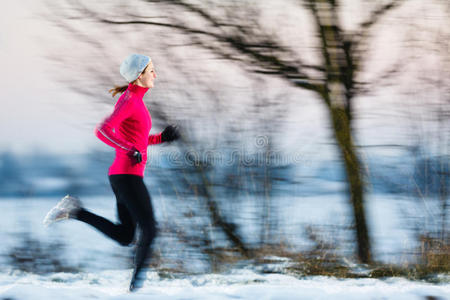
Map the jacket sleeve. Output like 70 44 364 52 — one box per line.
94 94 135 153
148 132 162 146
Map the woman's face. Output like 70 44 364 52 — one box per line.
136 61 157 88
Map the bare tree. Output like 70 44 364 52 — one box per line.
83 0 412 263
43 0 450 264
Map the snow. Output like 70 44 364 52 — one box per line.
0 196 448 299
1 270 449 299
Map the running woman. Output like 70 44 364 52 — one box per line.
43 54 180 292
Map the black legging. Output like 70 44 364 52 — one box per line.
75 174 157 280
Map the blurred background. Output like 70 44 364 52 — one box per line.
0 0 449 279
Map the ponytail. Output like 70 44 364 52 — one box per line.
109 85 129 97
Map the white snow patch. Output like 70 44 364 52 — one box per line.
0 270 449 300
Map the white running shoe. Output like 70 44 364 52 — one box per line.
43 195 83 227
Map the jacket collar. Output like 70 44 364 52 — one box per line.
127 83 149 97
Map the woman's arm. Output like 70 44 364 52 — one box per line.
94 94 135 153
148 133 162 146
148 125 180 146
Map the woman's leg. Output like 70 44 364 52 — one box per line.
75 174 157 290
74 176 136 246
118 175 157 291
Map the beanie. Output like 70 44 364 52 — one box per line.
119 54 151 83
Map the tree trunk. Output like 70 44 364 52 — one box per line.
309 0 372 263
328 105 372 263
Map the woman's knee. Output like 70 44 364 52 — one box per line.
118 236 134 246
140 223 157 245
117 225 135 246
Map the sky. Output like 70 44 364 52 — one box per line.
0 0 447 157
0 0 100 155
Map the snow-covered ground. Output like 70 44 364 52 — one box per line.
0 195 448 299
1 269 449 299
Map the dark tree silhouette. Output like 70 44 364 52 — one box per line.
83 0 410 263
42 0 448 264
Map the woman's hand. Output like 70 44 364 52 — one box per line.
161 125 180 143
127 146 142 165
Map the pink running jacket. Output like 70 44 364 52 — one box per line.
94 83 162 177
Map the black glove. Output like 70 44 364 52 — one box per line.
161 125 180 143
127 146 142 165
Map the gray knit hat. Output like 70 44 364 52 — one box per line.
119 54 151 83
